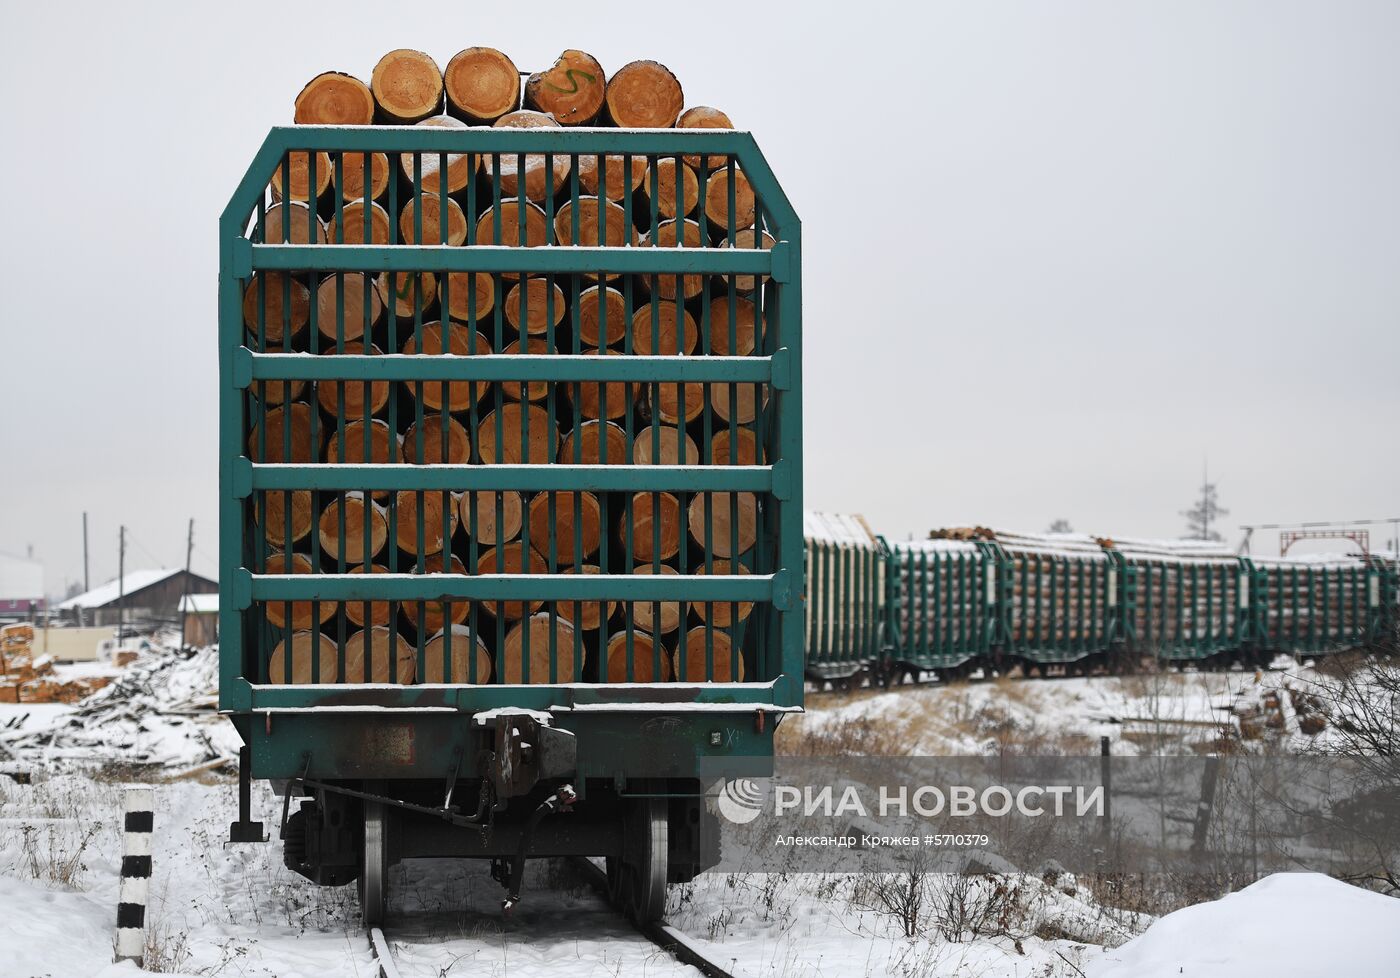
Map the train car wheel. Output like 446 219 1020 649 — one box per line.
610 794 668 923
359 799 388 925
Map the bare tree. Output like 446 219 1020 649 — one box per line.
1181 466 1228 541
1047 518 1073 534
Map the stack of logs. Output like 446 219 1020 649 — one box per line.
249 48 770 686
0 624 113 704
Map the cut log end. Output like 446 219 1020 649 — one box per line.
294 71 375 126
678 626 745 682
605 60 684 128
502 614 578 684
371 48 445 124
605 630 672 683
527 491 602 567
445 46 521 124
318 493 388 564
677 106 735 169
459 491 524 545
627 492 683 562
423 626 493 683
526 50 607 125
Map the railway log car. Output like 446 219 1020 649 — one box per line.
803 512 884 686
885 539 993 682
932 528 1119 674
1249 553 1386 657
219 122 802 924
1104 537 1250 665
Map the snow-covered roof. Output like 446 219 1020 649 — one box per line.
58 569 182 610
177 593 219 614
0 552 44 602
930 527 1110 561
804 511 878 548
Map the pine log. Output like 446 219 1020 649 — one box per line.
576 153 648 202
555 565 616 632
443 271 497 324
267 630 337 684
340 152 391 203
371 49 444 124
248 403 319 463
399 192 467 245
643 159 699 219
627 492 683 561
401 116 476 195
553 197 637 278
527 491 602 566
639 219 705 299
710 382 765 424
402 413 470 464
632 423 699 466
375 271 437 318
315 273 383 341
344 626 417 683
573 347 633 420
444 47 521 124
710 428 761 466
718 229 775 293
260 490 314 548
476 403 558 464
316 341 390 418
703 168 756 231
501 337 553 402
242 272 309 345
504 277 567 335
605 60 684 128
475 199 549 254
269 152 331 202
318 492 389 563
260 200 326 244
526 50 607 125
394 489 459 556
677 625 744 682
459 491 525 545
295 71 376 125
631 301 698 355
605 629 672 683
576 285 627 346
630 564 682 634
559 420 630 465
324 418 402 474
263 551 334 630
650 382 706 425
326 199 391 245
400 554 469 634
485 110 571 202
400 323 494 412
501 613 578 684
422 625 493 683
693 559 753 627
257 377 307 407
677 106 735 169
705 296 757 356
345 563 392 628
688 492 757 557
476 545 547 620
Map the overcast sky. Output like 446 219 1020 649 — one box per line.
2 1 1397 596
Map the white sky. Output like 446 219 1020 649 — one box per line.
2 1 1397 596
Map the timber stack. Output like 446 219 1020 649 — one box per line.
249 47 767 686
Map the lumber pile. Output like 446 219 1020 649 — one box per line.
246 47 770 686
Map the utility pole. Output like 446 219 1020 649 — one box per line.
82 512 90 593
179 519 194 650
117 525 126 644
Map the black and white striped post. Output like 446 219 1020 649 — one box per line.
115 786 154 966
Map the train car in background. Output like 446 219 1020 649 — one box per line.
1248 552 1388 657
884 538 993 683
803 512 884 688
1103 537 1251 666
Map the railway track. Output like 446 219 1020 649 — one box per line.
365 859 738 978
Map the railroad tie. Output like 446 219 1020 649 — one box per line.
114 786 155 966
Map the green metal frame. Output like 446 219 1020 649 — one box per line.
979 540 1114 665
218 126 802 778
1248 558 1383 655
1108 549 1250 662
804 534 885 680
884 542 991 672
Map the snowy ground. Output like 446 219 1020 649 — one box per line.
0 646 1396 977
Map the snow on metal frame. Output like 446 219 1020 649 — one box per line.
802 511 878 549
